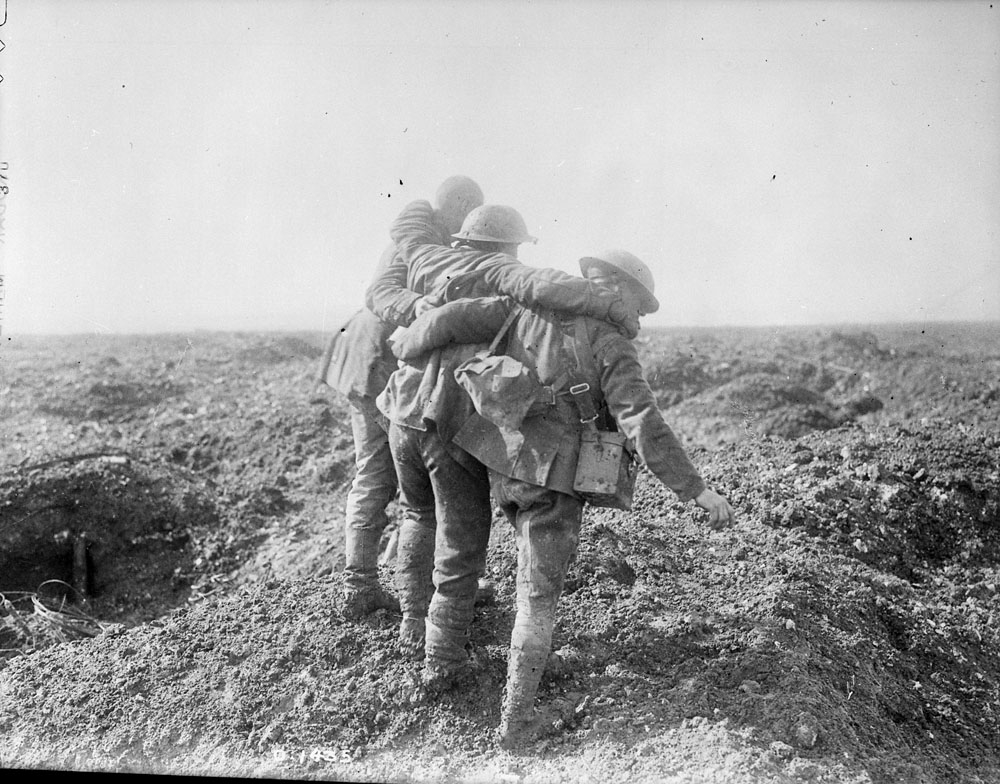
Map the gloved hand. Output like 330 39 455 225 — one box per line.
607 299 640 340
695 488 735 530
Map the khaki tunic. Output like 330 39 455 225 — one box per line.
396 298 707 502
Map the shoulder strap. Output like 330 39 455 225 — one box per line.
555 316 601 425
486 302 521 356
571 317 599 379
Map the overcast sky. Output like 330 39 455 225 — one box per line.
1 0 997 334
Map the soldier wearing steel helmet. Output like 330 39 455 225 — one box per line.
365 198 639 686
389 248 735 748
316 176 484 620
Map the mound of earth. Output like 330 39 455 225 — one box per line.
1 324 998 783
665 372 845 446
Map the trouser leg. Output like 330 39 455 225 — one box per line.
491 475 583 745
395 520 437 618
395 519 436 659
342 399 397 593
388 422 438 656
422 434 493 670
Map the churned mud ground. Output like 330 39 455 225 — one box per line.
1 323 998 783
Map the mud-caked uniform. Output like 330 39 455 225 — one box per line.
367 199 635 666
317 232 445 612
392 294 706 742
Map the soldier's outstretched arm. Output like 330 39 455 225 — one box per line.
596 331 706 500
595 332 736 525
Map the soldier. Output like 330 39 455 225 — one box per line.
389 249 735 748
316 176 484 619
367 199 638 681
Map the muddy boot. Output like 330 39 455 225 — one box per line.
398 614 425 661
420 619 473 695
342 520 398 620
497 607 556 749
341 583 399 620
420 656 474 695
497 645 551 748
395 521 436 658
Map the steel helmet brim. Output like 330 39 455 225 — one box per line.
452 204 538 245
451 230 538 244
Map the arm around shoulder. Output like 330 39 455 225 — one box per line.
389 297 512 360
390 200 440 257
475 262 632 331
365 252 423 328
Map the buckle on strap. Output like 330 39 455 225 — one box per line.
569 382 598 423
538 385 557 406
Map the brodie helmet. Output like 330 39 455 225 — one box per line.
453 204 537 245
579 249 659 314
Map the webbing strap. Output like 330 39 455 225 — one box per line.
559 317 601 426
572 317 600 379
486 303 521 356
569 382 599 423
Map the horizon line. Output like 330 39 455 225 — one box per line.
3 317 999 340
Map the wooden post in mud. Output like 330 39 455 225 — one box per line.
72 532 90 601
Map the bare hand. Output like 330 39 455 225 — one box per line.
695 488 735 530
